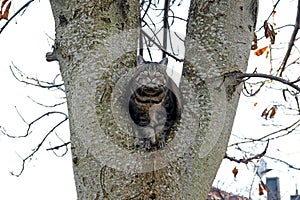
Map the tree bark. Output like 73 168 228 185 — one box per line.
181 0 257 198
49 0 256 199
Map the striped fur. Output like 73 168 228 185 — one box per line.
127 56 182 150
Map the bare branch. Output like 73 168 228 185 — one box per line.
27 96 66 108
162 0 170 58
266 156 300 170
2 111 68 138
236 72 300 92
141 29 184 62
0 0 34 34
277 0 300 77
46 141 70 151
10 63 64 91
224 140 269 164
257 0 282 32
242 81 265 97
10 112 68 177
229 119 300 147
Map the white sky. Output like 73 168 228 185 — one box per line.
0 1 76 199
0 0 299 199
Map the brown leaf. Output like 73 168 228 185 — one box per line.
261 181 270 192
232 166 238 178
269 24 276 44
251 33 258 50
261 108 268 118
1 0 8 11
254 46 268 56
259 183 264 195
265 48 270 58
2 1 11 20
269 107 276 118
254 102 258 107
264 21 276 44
264 21 270 38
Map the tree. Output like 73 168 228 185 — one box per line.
3 0 300 198
46 0 257 199
45 0 255 199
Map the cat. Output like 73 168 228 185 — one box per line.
127 56 182 150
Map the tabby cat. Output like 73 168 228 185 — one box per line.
127 56 182 150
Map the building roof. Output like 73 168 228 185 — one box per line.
208 187 250 200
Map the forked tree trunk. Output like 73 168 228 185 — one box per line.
49 0 256 199
181 0 257 198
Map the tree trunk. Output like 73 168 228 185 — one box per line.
181 0 257 198
49 0 256 199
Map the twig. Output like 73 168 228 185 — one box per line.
141 29 184 62
229 119 300 147
27 96 66 108
224 140 269 164
1 111 67 138
257 0 281 32
10 112 68 176
10 63 64 90
0 0 35 34
46 142 70 151
277 0 300 77
162 0 170 58
236 73 300 92
266 155 300 170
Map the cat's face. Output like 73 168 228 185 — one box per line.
135 68 167 87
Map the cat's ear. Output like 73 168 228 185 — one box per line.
137 55 145 65
159 57 168 66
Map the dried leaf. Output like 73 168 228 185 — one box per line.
265 48 269 58
254 46 268 56
261 181 270 192
269 24 276 44
264 21 270 38
272 10 276 16
261 108 268 118
254 102 258 107
232 166 238 178
251 33 258 50
264 21 276 44
1 0 8 11
259 183 264 195
269 107 276 118
2 1 10 20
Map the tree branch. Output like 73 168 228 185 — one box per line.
236 72 300 92
229 119 300 147
162 0 170 58
46 141 70 151
224 140 269 164
0 0 34 34
8 112 68 176
277 0 300 77
141 29 184 62
10 63 64 91
266 155 300 170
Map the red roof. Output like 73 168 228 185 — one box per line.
208 187 250 200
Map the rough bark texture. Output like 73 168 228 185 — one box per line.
49 0 256 199
181 0 257 198
49 0 140 199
